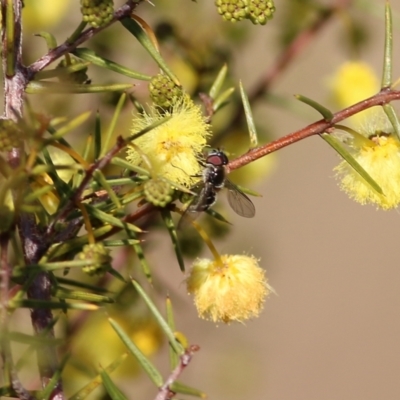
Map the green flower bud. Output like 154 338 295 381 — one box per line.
0 119 23 151
144 178 173 207
78 243 112 276
149 74 183 109
245 0 275 25
80 0 114 28
215 0 248 22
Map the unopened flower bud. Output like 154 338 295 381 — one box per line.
0 119 23 151
149 74 183 109
81 0 114 28
78 243 111 276
144 178 173 207
245 0 275 25
215 0 248 22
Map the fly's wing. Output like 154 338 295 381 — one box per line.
225 180 256 218
177 183 207 229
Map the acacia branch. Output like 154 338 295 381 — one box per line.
27 0 142 77
227 88 400 172
154 345 200 400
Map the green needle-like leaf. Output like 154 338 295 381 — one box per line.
120 17 180 86
94 110 102 160
9 299 98 311
166 297 179 369
69 353 128 400
54 287 114 303
73 47 152 81
103 239 140 246
213 87 235 112
161 209 185 272
382 104 400 140
45 111 91 141
170 381 207 398
39 354 69 400
34 31 57 50
93 170 122 209
25 258 103 271
321 133 383 194
35 62 90 80
128 231 152 281
26 81 134 94
240 81 258 148
5 0 15 76
101 92 127 157
126 115 172 143
111 156 151 176
85 204 142 233
55 277 110 292
209 64 228 100
45 225 116 259
382 2 393 88
100 369 128 400
109 318 164 387
205 208 232 224
131 279 184 356
24 185 54 203
7 331 63 347
295 94 334 121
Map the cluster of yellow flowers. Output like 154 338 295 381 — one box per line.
127 94 271 324
329 61 400 210
125 59 400 325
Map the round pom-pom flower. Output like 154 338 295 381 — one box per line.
328 61 380 124
126 97 211 188
186 254 271 323
335 131 400 210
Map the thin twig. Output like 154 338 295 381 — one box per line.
27 0 142 77
227 88 400 172
46 136 128 235
154 345 200 400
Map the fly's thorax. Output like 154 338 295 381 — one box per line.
203 164 225 187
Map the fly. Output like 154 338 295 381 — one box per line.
185 149 255 220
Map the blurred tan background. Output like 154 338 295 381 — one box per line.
13 0 400 399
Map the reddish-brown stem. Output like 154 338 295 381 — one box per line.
27 0 141 77
154 345 200 400
227 88 400 172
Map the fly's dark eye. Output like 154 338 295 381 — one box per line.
206 151 229 166
206 154 224 166
219 152 229 165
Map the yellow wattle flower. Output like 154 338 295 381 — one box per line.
328 61 380 124
126 97 211 187
335 134 400 210
23 0 71 32
186 254 271 323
